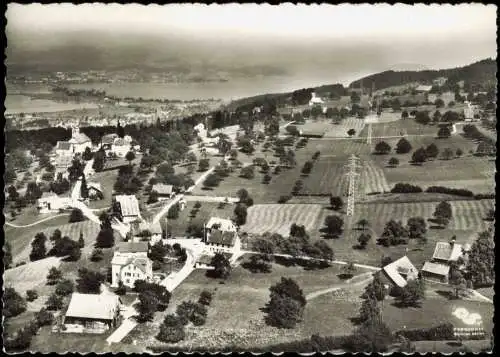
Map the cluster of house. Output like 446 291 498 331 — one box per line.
381 239 471 289
101 133 140 158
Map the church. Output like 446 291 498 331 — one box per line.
55 126 92 155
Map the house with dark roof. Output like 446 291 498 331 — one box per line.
88 182 103 200
63 293 122 333
131 220 163 244
204 217 241 254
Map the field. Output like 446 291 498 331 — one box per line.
127 263 371 350
241 204 326 236
291 117 366 138
14 220 102 263
4 256 63 296
301 158 347 196
87 169 118 209
358 119 438 138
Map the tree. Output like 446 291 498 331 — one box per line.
210 253 231 279
379 220 409 246
78 231 85 248
67 158 85 182
349 318 393 353
401 110 409 119
323 215 344 238
7 185 19 201
425 143 439 159
313 240 334 262
301 160 314 175
30 232 47 261
432 110 442 123
76 268 105 294
90 248 104 262
176 300 197 325
125 151 136 166
68 208 85 223
357 219 370 231
415 111 431 125
198 290 213 306
95 228 115 248
239 138 255 154
411 147 428 165
198 158 210 172
342 262 357 279
374 141 391 155
330 196 343 211
135 291 159 323
358 233 372 249
433 201 452 227
466 231 495 287
217 134 232 155
3 288 27 318
362 273 387 301
92 149 106 172
46 266 62 285
35 308 54 327
167 203 180 219
55 279 75 296
395 279 425 307
4 241 13 269
347 128 356 137
26 289 38 302
358 295 381 323
437 125 451 138
156 314 185 343
388 157 399 167
82 147 93 161
449 270 468 299
440 147 454 160
455 148 463 157
434 98 444 108
45 293 64 310
266 277 306 329
240 165 255 179
116 120 125 138
234 203 248 226
395 138 412 154
407 217 427 238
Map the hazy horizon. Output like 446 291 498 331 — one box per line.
6 4 497 86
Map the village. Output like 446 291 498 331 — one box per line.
4 55 496 354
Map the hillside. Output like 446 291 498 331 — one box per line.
349 58 496 91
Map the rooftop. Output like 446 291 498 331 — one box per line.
206 229 237 247
383 256 418 288
65 293 121 321
116 241 149 254
88 182 102 192
69 132 91 145
132 220 163 236
206 217 237 232
115 195 140 217
56 141 72 151
432 242 463 262
421 261 450 277
152 183 174 195
416 85 433 92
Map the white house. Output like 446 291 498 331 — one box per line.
63 293 122 334
114 195 141 223
111 242 152 288
37 192 72 213
309 92 325 106
87 182 103 200
151 184 175 200
464 101 478 121
111 136 133 157
55 126 92 156
382 256 419 288
204 217 241 254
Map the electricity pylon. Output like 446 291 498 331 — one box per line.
344 155 361 217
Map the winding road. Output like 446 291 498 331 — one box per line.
4 213 70 228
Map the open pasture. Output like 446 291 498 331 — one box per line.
241 203 325 236
358 119 437 138
301 157 347 196
15 220 102 263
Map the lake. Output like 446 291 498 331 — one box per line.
4 94 99 114
66 76 335 101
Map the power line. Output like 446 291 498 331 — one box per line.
344 154 361 217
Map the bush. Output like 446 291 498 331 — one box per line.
395 323 454 341
474 193 495 200
391 183 423 193
26 290 38 302
278 195 292 203
35 308 54 326
4 288 27 318
425 186 474 197
45 293 63 310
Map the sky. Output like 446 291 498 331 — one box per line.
5 3 498 83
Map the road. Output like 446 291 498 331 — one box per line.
184 195 239 203
4 213 69 228
306 271 374 301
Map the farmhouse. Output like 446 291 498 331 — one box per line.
111 242 152 288
55 141 73 157
421 241 468 283
309 92 325 106
111 135 133 157
37 192 72 213
415 85 433 93
382 256 419 288
131 220 163 244
204 217 241 254
151 183 176 200
63 293 122 333
114 195 141 223
87 182 103 200
431 241 464 264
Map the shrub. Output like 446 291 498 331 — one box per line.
35 308 54 326
26 290 38 302
278 195 292 203
425 186 474 197
395 323 454 341
391 183 423 193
